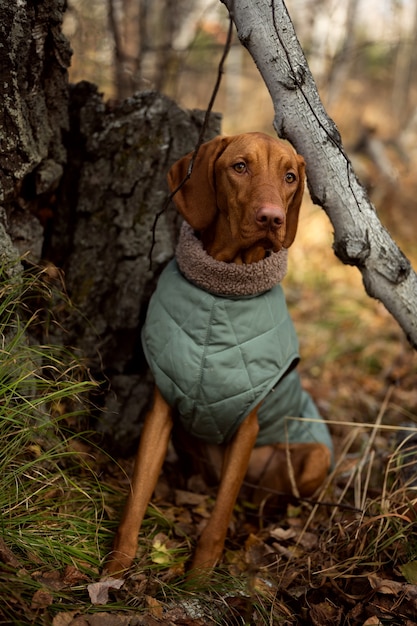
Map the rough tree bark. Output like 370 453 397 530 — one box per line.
0 0 71 266
222 0 417 349
48 84 220 452
0 0 221 453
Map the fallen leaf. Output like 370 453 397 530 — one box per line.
27 443 42 457
272 543 304 559
64 617 89 626
176 508 193 524
84 613 131 626
270 527 297 541
31 589 53 609
245 533 265 549
297 531 318 550
368 574 402 595
175 489 208 506
245 537 275 567
32 569 64 590
404 583 417 601
309 600 342 626
193 500 212 519
0 538 21 568
269 527 318 550
146 595 164 619
87 578 124 605
62 565 89 586
52 612 78 626
252 575 279 597
400 560 417 584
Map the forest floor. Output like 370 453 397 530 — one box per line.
1 189 417 625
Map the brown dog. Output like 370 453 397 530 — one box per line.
105 132 332 577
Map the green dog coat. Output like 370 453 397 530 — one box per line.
141 223 332 453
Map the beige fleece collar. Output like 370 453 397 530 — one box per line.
175 222 288 297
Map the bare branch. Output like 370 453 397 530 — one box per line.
221 0 417 349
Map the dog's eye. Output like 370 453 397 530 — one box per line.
233 162 246 173
285 172 297 183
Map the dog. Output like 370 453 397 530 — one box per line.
105 132 333 577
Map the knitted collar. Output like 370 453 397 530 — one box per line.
175 222 288 297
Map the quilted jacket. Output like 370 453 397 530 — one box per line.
141 245 332 452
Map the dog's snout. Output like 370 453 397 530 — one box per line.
256 206 284 229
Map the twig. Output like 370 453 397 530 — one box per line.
148 11 235 270
354 385 393 516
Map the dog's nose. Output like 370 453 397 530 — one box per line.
256 206 284 229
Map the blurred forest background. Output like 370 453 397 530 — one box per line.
62 0 417 261
63 0 417 444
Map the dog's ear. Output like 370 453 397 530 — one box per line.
283 154 305 248
167 135 231 230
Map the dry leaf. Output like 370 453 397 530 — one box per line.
0 538 21 568
31 589 53 609
269 527 318 550
63 617 89 626
87 578 124 605
86 612 131 626
272 543 304 559
193 500 212 518
52 612 78 626
368 574 402 595
270 527 297 541
400 560 417 584
175 489 208 506
245 533 265 550
62 565 89 586
32 569 65 590
310 600 342 626
296 531 318 550
146 594 163 619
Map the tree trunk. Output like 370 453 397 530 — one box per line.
108 0 142 99
47 84 221 453
0 0 221 453
392 0 417 128
0 0 71 268
222 0 417 349
326 0 360 106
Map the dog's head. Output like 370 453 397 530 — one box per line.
168 132 305 264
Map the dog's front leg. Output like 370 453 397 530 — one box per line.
190 405 260 573
105 386 173 576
